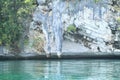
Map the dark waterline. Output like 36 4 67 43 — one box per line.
0 60 120 80
1 52 120 60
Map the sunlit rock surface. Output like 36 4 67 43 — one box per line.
30 0 120 53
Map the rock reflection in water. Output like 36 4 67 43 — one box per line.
0 60 120 80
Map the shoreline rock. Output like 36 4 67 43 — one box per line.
0 52 120 60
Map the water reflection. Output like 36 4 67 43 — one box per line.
0 60 120 80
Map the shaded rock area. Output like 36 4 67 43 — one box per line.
1 52 120 60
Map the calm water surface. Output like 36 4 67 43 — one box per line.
0 60 120 80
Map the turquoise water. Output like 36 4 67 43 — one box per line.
0 60 120 80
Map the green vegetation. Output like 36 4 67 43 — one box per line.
113 5 120 12
117 17 120 23
32 37 44 52
94 0 100 3
0 0 36 53
117 27 120 30
67 24 76 33
116 17 120 31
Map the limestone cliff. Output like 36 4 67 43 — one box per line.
29 0 120 53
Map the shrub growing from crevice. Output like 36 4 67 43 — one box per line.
67 24 76 33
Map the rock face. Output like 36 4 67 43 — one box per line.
30 0 120 53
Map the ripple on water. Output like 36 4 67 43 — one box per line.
0 60 120 80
